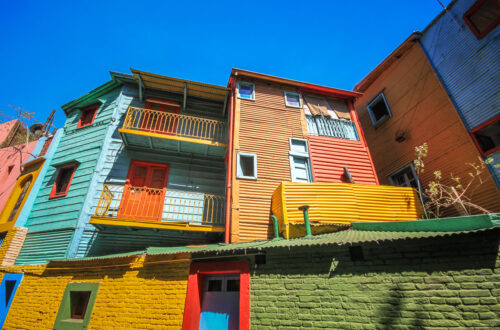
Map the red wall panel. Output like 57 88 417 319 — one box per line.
309 136 378 185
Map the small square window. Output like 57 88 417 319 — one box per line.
470 115 500 156
207 280 222 292
237 152 257 180
226 279 240 292
70 291 91 319
284 92 302 108
367 93 392 128
463 0 500 40
237 81 255 100
388 163 420 190
50 163 78 199
77 104 100 128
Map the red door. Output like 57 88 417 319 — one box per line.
117 160 169 221
141 98 180 134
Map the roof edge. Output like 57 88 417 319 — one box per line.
354 31 422 93
231 68 361 99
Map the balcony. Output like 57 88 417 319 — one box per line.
118 107 227 158
90 184 225 232
272 182 424 239
305 115 359 140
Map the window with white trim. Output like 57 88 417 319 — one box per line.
237 81 255 100
284 92 302 108
388 163 420 190
367 93 392 128
289 138 312 182
237 152 257 180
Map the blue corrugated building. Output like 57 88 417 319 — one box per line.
420 0 500 185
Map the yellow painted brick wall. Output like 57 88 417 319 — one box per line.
0 254 190 329
0 228 19 265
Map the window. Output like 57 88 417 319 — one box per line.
284 92 302 108
8 175 32 222
77 104 100 128
70 291 91 319
305 115 359 140
470 115 500 156
50 163 78 199
388 163 420 190
289 138 312 183
0 273 23 329
237 152 257 180
463 0 500 39
367 93 392 128
237 81 255 100
54 283 99 330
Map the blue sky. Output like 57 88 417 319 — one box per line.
0 0 451 128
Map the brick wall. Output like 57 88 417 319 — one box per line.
0 254 190 329
250 230 500 328
0 227 28 266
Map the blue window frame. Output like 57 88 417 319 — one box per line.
237 81 255 100
0 273 24 328
367 93 392 128
284 92 302 108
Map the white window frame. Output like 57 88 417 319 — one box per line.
236 152 258 180
367 92 392 128
288 138 313 182
388 162 421 191
284 91 302 108
237 81 255 101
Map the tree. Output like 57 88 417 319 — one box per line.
413 143 499 218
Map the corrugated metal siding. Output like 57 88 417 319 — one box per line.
309 136 377 184
75 85 227 256
233 81 306 242
274 182 424 239
15 229 74 264
355 42 500 215
20 88 122 264
420 0 500 129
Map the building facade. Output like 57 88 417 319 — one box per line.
419 0 500 185
354 32 500 216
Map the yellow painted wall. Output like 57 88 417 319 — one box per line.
0 158 45 232
0 229 19 265
273 182 424 238
1 254 190 329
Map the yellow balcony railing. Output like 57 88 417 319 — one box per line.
94 184 225 227
122 106 227 144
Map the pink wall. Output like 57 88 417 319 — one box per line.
0 140 38 211
0 120 20 145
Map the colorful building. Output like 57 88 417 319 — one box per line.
14 70 230 265
419 0 500 185
353 30 500 216
0 214 498 329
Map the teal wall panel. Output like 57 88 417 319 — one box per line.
18 87 122 264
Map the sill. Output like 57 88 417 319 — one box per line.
62 318 84 323
76 123 94 129
237 176 258 180
482 145 500 157
372 115 390 129
238 96 255 101
49 193 68 199
285 104 302 109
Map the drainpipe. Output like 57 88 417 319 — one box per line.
224 78 236 244
299 205 313 238
270 215 281 240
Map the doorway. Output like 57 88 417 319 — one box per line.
118 160 169 221
199 275 240 330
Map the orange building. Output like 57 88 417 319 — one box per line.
354 33 500 216
227 69 380 242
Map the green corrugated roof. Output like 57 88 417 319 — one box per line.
55 214 500 262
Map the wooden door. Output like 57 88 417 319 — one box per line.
118 161 169 221
142 98 180 134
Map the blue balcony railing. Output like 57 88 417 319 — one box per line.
306 115 359 140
